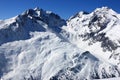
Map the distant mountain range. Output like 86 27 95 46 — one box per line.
0 7 120 80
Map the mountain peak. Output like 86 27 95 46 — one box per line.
21 7 42 17
95 6 110 11
93 6 117 15
62 7 120 73
17 7 66 27
1 7 120 80
68 11 89 21
0 7 66 45
34 7 40 11
21 7 57 18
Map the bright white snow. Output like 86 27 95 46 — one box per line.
0 7 120 80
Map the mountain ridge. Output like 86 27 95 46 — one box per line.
61 6 120 66
0 7 120 80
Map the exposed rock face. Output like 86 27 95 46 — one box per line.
61 7 120 66
0 7 120 80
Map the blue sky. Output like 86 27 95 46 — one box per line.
0 0 120 19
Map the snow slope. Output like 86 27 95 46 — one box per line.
0 32 120 80
94 77 120 80
61 7 120 66
0 7 120 80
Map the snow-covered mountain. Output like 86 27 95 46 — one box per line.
0 7 65 45
0 7 120 80
61 7 120 66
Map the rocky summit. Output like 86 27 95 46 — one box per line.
0 7 120 80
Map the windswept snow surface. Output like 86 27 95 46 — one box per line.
0 7 120 80
94 77 120 80
61 7 120 66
